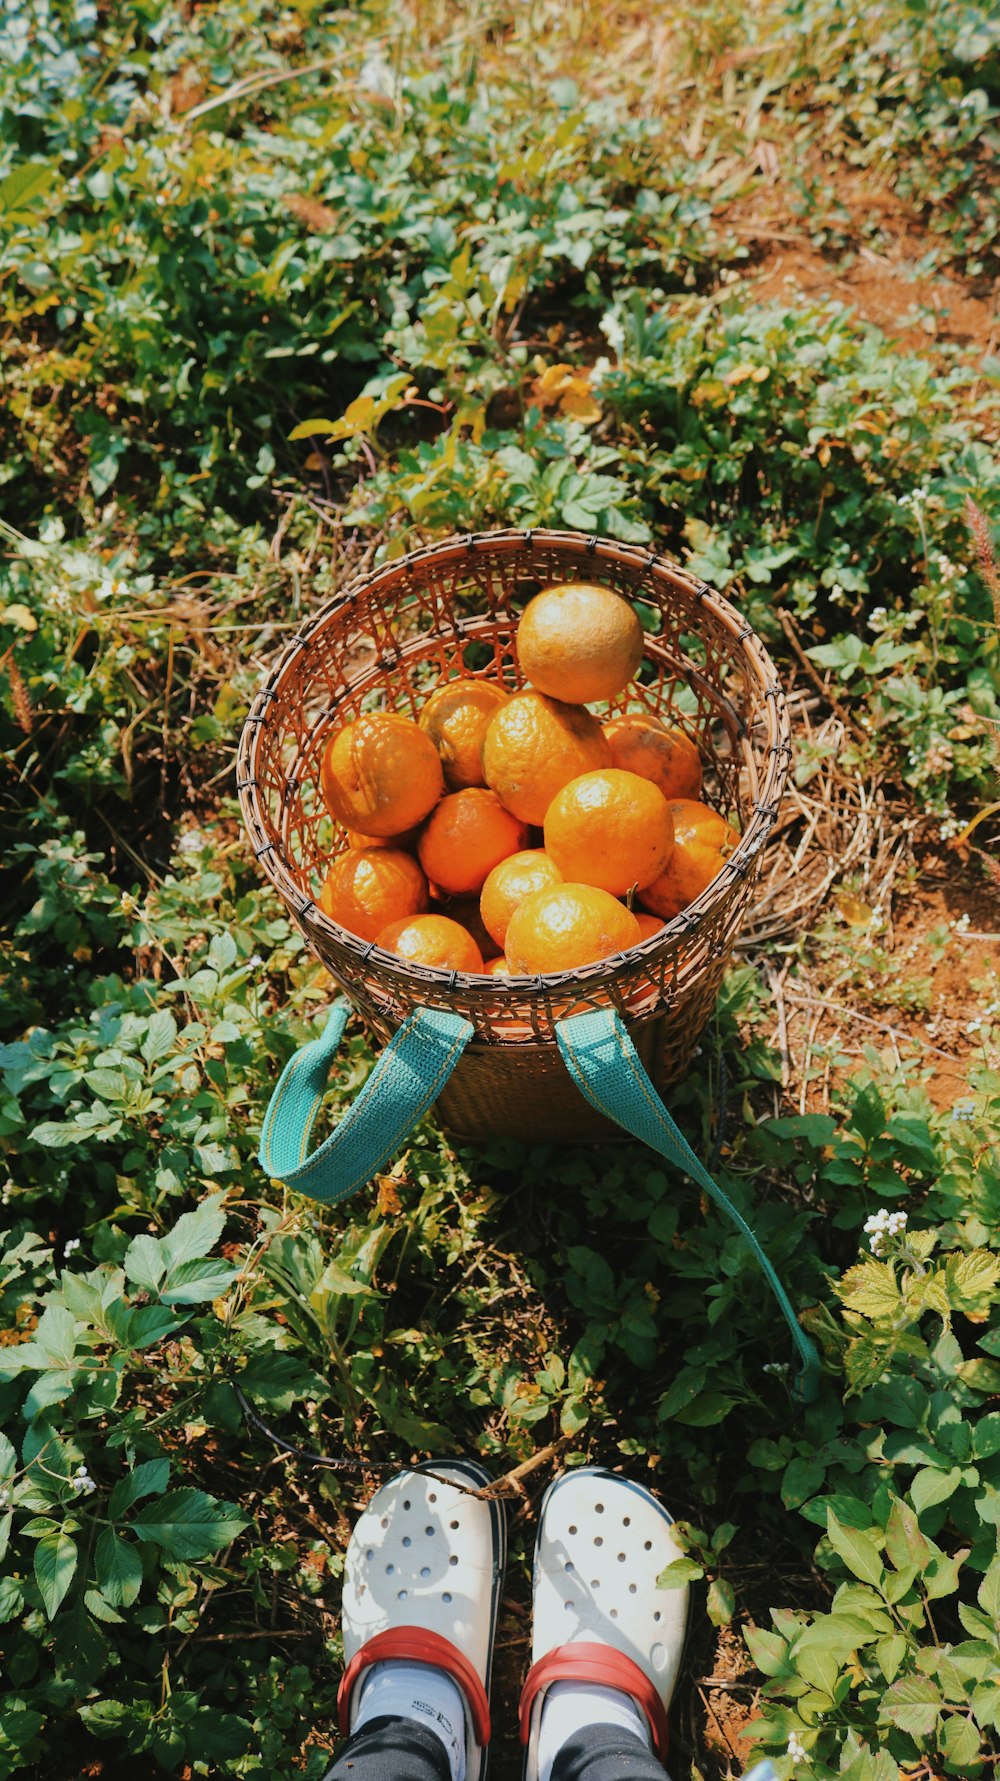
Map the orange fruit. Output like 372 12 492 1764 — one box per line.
635 912 664 940
484 955 509 977
482 690 611 825
640 799 739 919
375 913 484 974
343 824 422 851
516 582 643 705
480 849 564 950
418 678 509 790
320 848 428 942
321 712 443 838
604 712 702 802
417 789 529 896
543 769 674 896
504 883 641 974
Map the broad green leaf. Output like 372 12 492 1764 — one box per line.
974 1413 1000 1459
706 1577 735 1626
940 1714 981 1769
288 417 338 440
140 1010 177 1065
132 1490 247 1558
946 1250 1000 1315
34 1531 77 1618
0 161 56 214
0 1433 15 1478
0 1576 24 1622
33 1304 76 1368
885 1498 930 1572
124 1234 165 1293
84 1588 125 1625
160 1257 237 1304
910 1466 962 1514
161 1193 227 1272
827 1511 885 1589
879 1674 942 1737
978 1559 1000 1622
655 1556 704 1588
238 1351 330 1412
876 1633 906 1682
837 1260 901 1320
95 1530 142 1607
108 1458 170 1521
744 1625 787 1675
924 1548 969 1600
795 1644 838 1699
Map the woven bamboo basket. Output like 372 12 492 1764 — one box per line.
238 529 791 1143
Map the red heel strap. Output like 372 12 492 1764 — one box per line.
338 1626 491 1746
518 1643 669 1760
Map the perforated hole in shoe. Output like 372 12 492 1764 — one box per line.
386 1563 395 1575
398 1588 408 1601
402 1537 411 1548
653 1611 661 1623
420 1566 431 1578
443 1592 452 1604
366 1549 373 1560
623 1516 630 1527
618 1552 626 1562
643 1540 652 1550
591 1579 600 1589
429 1493 437 1503
595 1503 604 1514
403 1500 411 1511
594 1536 603 1547
449 1555 458 1567
450 1519 459 1530
568 1524 577 1535
610 1608 618 1620
425 1526 434 1537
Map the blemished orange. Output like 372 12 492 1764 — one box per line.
635 912 664 940
504 882 641 974
640 798 739 919
482 690 611 825
418 678 509 790
543 769 674 896
480 849 564 949
375 913 484 974
417 788 529 896
517 582 644 705
320 848 428 942
604 712 702 802
321 712 443 837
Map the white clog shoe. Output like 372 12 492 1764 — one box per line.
519 1467 689 1777
339 1461 506 1781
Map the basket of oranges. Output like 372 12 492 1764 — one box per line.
238 529 791 1146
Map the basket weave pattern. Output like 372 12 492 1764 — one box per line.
239 530 790 1139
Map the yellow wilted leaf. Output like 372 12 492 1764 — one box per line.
1 603 37 632
835 890 875 926
376 1175 402 1217
723 363 758 386
529 362 600 424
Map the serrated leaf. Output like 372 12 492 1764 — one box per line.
0 1433 16 1479
978 1559 1000 1622
744 1625 787 1675
108 1458 170 1521
95 1530 142 1607
876 1633 906 1681
140 1010 177 1065
946 1250 1000 1315
940 1714 982 1769
160 1257 236 1304
33 1304 76 1368
656 1556 703 1588
34 1532 77 1618
84 1587 125 1625
0 1575 24 1623
837 1260 901 1319
124 1234 165 1293
827 1511 885 1589
132 1490 247 1558
885 1497 930 1572
880 1674 942 1737
161 1192 227 1272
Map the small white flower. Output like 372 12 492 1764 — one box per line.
762 1360 789 1376
830 582 847 605
599 312 626 357
952 1100 976 1122
897 492 912 508
787 1731 807 1763
249 953 263 968
64 1238 81 1256
119 891 139 919
177 829 207 856
868 606 887 629
71 1465 96 1496
0 1487 9 1509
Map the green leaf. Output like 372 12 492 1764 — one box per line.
837 1260 901 1319
978 1559 1000 1622
655 1556 704 1588
827 1511 885 1589
885 1498 930 1572
238 1351 330 1412
0 1432 16 1478
288 417 338 440
946 1251 1000 1315
876 1633 906 1682
880 1675 942 1737
910 1466 963 1514
0 161 56 215
141 1010 178 1064
33 1304 76 1367
132 1490 248 1559
160 1257 237 1304
95 1530 142 1608
782 1456 826 1509
34 1532 77 1618
940 1714 981 1770
0 1576 24 1623
706 1577 735 1626
744 1625 787 1676
108 1458 170 1520
161 1192 227 1272
124 1234 165 1293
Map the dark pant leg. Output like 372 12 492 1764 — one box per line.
325 1714 453 1781
552 1721 671 1781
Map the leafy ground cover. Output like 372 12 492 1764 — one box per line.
1 1 999 1777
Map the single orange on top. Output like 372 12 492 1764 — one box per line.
640 798 739 920
418 678 509 790
321 712 443 838
543 769 674 896
635 912 664 940
418 788 529 896
480 848 564 950
505 882 641 974
517 582 644 705
320 848 428 943
375 913 484 974
604 712 702 803
482 690 611 825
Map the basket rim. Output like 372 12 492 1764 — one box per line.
238 527 791 998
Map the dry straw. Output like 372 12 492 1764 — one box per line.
238 529 791 1140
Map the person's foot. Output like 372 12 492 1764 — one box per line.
339 1461 506 1781
519 1468 689 1781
